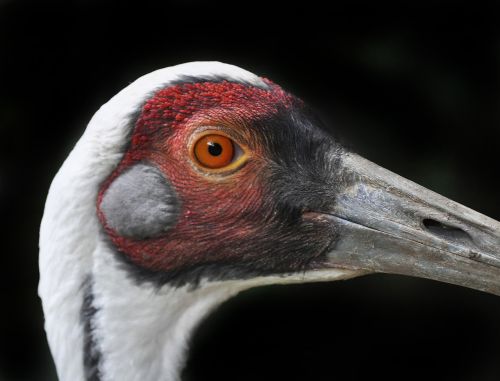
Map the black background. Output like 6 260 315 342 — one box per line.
1 1 500 380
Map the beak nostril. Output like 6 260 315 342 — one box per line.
422 218 472 243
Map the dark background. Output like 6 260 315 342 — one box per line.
1 1 500 380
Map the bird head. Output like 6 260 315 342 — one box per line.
95 66 500 291
96 77 344 285
39 62 500 381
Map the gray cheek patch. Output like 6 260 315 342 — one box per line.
100 163 180 239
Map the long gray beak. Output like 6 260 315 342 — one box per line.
325 152 500 295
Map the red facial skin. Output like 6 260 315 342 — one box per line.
97 80 302 273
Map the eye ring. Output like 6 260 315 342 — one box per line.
190 130 248 173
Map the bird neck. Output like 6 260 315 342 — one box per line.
87 242 244 381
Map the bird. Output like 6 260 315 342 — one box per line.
39 61 500 381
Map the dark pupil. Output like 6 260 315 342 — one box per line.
208 142 223 156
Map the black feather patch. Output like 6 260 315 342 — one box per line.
81 276 102 381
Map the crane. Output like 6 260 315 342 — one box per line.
39 61 500 381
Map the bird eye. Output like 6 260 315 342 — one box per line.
193 133 245 170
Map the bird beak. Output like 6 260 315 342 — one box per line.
324 152 500 295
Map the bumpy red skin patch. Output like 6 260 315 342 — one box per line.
97 80 300 272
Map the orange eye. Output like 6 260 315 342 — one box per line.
193 134 235 169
